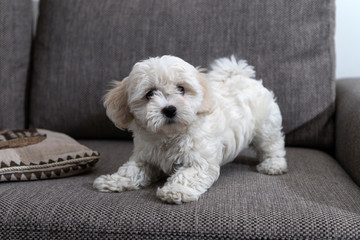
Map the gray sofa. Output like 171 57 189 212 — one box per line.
1 0 360 239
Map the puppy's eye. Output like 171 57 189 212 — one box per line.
146 90 154 100
177 86 185 95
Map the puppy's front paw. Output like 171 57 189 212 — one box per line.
156 184 200 204
256 157 287 175
93 174 137 192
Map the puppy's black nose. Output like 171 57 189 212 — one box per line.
162 105 177 118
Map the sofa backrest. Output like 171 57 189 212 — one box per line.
30 0 335 151
0 0 32 130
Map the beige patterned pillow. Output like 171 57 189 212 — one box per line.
0 129 47 149
0 129 100 181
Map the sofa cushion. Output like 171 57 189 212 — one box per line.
30 0 335 150
0 0 32 130
0 141 359 239
0 129 100 182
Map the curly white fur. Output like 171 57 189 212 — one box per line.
94 55 287 204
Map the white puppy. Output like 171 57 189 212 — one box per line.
93 55 287 204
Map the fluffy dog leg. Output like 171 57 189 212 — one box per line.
93 158 161 192
157 164 220 204
253 103 287 175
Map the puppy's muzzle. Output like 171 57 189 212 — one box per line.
162 105 177 119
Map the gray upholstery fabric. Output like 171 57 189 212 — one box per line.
0 0 32 130
286 104 335 153
30 0 335 149
1 141 359 239
336 79 360 187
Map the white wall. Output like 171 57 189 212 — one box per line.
31 0 360 79
32 0 39 32
335 0 360 79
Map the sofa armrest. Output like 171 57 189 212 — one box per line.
336 78 360 186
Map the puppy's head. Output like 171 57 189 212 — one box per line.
104 55 212 135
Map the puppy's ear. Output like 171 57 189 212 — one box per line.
197 72 214 114
104 78 133 129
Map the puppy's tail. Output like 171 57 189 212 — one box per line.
208 55 256 80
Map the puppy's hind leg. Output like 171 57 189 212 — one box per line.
253 103 287 175
93 156 161 192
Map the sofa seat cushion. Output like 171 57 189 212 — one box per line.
0 141 359 239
